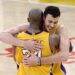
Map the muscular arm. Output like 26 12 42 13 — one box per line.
0 24 42 51
41 26 69 64
0 24 29 47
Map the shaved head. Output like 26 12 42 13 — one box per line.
28 9 43 22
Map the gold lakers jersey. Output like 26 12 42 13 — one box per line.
15 31 52 75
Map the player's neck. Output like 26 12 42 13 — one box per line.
27 26 41 34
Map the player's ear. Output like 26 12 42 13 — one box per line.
27 17 30 22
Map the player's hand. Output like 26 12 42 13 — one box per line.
22 55 41 66
23 40 43 51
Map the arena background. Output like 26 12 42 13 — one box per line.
0 0 75 75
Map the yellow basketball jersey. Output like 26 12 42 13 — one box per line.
15 31 52 75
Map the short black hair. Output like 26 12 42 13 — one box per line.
44 6 60 18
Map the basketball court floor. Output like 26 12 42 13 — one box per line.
0 0 75 75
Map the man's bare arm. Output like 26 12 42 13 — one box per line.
0 24 42 51
41 26 69 64
0 24 29 47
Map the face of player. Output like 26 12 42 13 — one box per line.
44 14 60 32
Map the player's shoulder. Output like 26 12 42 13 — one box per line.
57 24 64 30
57 24 67 34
